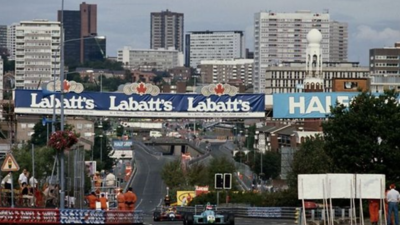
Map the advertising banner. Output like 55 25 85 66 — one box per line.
176 191 196 206
273 92 359 118
14 90 265 118
112 140 133 150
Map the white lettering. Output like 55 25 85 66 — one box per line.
306 97 325 114
29 94 95 110
187 97 251 112
289 97 305 114
109 96 173 111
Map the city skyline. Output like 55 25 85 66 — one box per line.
1 0 399 66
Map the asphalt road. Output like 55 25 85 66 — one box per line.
142 217 296 225
130 143 176 214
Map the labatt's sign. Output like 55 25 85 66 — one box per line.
14 83 265 118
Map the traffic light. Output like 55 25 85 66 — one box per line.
224 173 232 189
215 173 223 189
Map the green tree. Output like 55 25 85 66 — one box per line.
323 90 400 182
161 159 186 188
254 151 281 180
186 163 208 186
287 135 333 188
66 72 83 83
12 145 56 183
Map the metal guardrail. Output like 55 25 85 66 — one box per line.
175 205 301 220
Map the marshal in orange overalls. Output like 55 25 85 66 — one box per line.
117 191 126 210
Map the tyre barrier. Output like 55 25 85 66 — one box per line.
0 208 144 224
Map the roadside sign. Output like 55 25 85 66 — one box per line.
1 153 20 172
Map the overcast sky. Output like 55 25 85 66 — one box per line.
1 0 399 65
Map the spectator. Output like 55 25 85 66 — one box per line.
105 170 116 188
124 187 137 211
93 171 102 188
387 184 400 225
21 182 34 206
85 191 99 210
2 172 12 189
117 189 125 210
99 193 108 210
18 169 28 189
29 176 38 189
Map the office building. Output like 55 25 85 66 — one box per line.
7 24 17 60
370 42 400 75
58 2 100 65
0 56 3 118
83 36 106 62
261 29 368 94
0 25 7 51
199 59 253 86
253 10 348 93
185 31 245 68
14 20 61 89
329 21 348 62
117 47 184 71
59 10 81 65
150 10 184 52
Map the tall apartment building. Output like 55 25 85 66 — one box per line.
15 20 61 89
7 24 17 60
117 47 184 71
150 10 184 52
185 31 245 69
58 2 101 65
370 42 400 75
0 25 7 51
329 21 348 62
253 10 348 93
199 59 253 86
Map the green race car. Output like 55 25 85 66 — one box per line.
183 204 234 225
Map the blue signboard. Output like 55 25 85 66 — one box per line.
112 140 133 150
273 92 360 118
14 90 265 118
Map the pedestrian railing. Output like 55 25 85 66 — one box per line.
0 207 144 224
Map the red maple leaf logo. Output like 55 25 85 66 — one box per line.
214 84 225 96
63 80 70 92
136 82 147 95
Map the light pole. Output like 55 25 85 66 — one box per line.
59 0 66 209
98 119 103 162
99 71 103 92
58 0 105 208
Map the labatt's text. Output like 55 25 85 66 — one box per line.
187 97 250 112
30 93 95 109
109 96 173 111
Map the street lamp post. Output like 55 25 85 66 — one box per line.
58 0 66 209
58 0 105 208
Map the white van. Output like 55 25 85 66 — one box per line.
149 130 162 138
